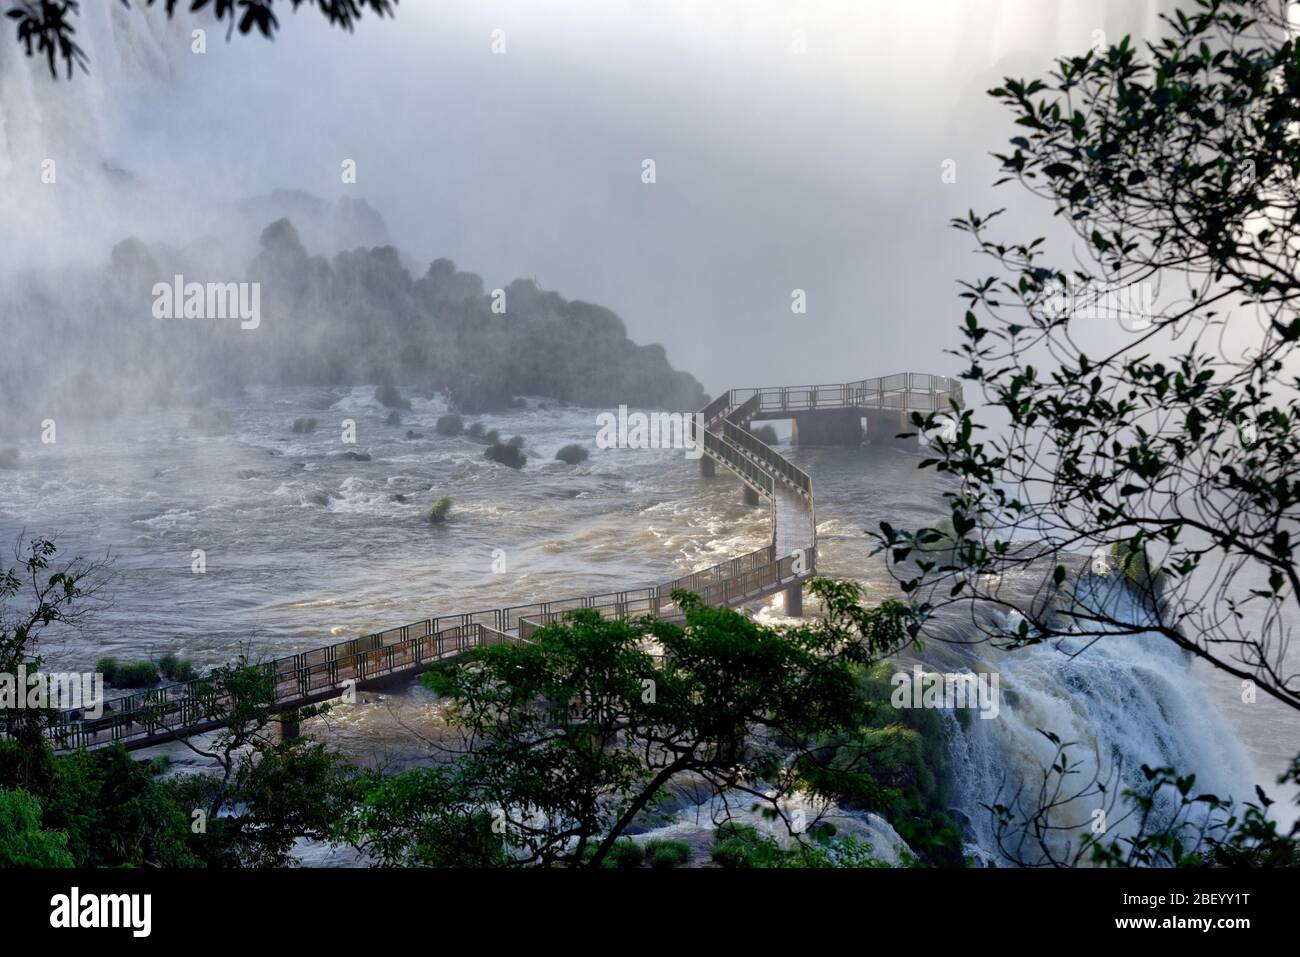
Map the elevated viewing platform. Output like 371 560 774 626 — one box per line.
49 373 961 753
729 373 964 448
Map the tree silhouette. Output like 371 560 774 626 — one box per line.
878 0 1300 714
6 0 398 80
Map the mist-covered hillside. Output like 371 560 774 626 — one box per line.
0 210 707 432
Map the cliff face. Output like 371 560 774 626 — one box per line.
236 217 707 411
235 191 392 259
0 214 708 428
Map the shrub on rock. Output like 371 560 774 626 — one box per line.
607 839 645 869
644 839 692 869
98 657 160 688
158 653 198 683
94 657 119 684
427 496 452 524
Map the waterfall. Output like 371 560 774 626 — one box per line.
945 581 1254 864
0 2 190 266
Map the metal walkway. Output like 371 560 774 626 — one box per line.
49 373 960 752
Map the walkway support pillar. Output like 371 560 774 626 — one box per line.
791 409 863 447
700 455 716 478
278 717 300 742
863 409 915 448
784 581 803 617
743 486 760 507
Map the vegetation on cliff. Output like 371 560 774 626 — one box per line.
0 219 706 428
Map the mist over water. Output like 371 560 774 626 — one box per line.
0 390 764 664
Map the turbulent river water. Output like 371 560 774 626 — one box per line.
0 385 1292 862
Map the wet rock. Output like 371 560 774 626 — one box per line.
435 414 463 437
484 442 526 469
375 384 411 411
555 444 589 465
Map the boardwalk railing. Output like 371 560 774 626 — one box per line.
726 373 963 418
48 372 957 752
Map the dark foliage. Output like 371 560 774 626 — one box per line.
7 0 398 80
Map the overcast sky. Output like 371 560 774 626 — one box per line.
3 0 1165 394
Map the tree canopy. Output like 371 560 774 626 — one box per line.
341 582 915 867
7 0 398 79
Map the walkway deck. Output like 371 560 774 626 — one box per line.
48 373 960 752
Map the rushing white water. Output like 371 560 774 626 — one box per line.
0 387 769 664
946 610 1254 862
